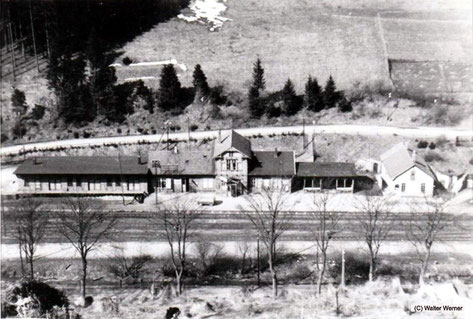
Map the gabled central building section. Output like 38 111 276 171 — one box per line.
214 130 253 196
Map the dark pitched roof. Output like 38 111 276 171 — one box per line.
249 151 295 176
148 149 215 175
14 156 148 175
296 162 358 177
214 130 252 158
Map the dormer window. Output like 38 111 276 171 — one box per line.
226 159 237 171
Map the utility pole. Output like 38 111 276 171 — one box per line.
187 117 191 141
340 250 346 287
257 233 260 287
118 150 125 206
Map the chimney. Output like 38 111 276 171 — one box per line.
174 145 178 154
274 148 279 158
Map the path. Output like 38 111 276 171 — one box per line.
1 124 472 157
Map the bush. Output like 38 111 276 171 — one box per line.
122 56 133 66
83 131 91 138
424 151 444 162
428 142 436 149
1 133 8 143
73 132 80 139
2 281 68 317
117 128 122 134
30 104 46 120
417 140 428 148
330 252 370 284
190 124 199 131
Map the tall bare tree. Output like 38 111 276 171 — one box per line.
56 197 117 299
355 195 393 282
311 193 341 294
244 189 292 297
13 198 49 280
150 199 200 295
406 197 449 285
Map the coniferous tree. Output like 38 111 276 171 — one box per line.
323 75 341 109
158 64 182 112
11 89 28 116
252 58 265 91
304 76 324 112
192 64 210 103
282 79 300 116
248 58 267 118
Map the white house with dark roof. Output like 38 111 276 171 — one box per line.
379 143 437 196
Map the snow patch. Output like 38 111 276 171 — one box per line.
178 0 231 31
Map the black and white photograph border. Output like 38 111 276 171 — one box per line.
1 0 473 318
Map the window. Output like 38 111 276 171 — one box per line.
421 183 426 193
67 178 73 187
24 178 30 187
127 179 137 191
202 178 213 190
226 159 237 171
115 177 121 187
106 177 113 187
76 177 82 187
49 180 61 190
251 178 256 189
395 184 399 190
401 183 406 192
35 180 41 190
373 163 379 173
410 170 416 181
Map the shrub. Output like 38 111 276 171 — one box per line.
330 252 370 284
417 140 428 148
1 133 8 143
73 132 80 139
83 131 91 138
2 281 68 317
424 151 444 162
190 124 199 131
286 263 312 283
122 56 133 66
117 128 122 134
428 142 436 150
435 135 448 148
30 104 46 120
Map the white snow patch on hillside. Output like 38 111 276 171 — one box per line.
178 0 231 31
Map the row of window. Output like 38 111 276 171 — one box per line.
155 178 214 191
395 183 426 193
24 178 141 191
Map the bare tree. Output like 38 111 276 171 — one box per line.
355 195 393 282
311 193 341 294
56 197 117 299
150 199 200 295
13 198 49 280
406 197 449 285
244 189 292 297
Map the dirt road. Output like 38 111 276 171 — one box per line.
2 124 472 156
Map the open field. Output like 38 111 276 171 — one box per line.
119 0 390 92
118 0 472 95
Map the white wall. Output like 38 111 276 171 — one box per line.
382 166 434 196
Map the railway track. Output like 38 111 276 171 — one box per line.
2 209 472 244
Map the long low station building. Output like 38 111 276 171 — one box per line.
12 130 376 199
